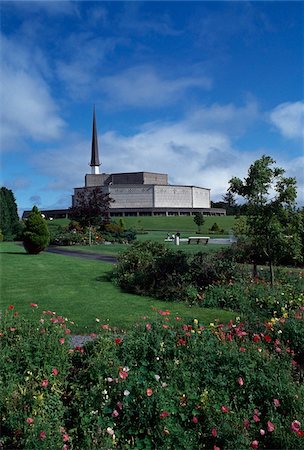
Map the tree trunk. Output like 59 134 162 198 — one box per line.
89 225 92 246
252 262 258 279
269 259 275 287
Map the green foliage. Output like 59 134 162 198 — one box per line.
0 187 22 240
229 155 301 284
113 242 238 303
209 222 224 233
203 273 304 320
22 206 50 254
193 212 205 232
68 312 304 449
1 294 304 449
0 305 72 449
69 187 112 228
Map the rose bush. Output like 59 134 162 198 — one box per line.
1 298 303 449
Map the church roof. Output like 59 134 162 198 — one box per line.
90 107 100 167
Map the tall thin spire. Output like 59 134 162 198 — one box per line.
90 106 100 174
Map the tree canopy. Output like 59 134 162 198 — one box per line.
229 155 301 284
69 187 113 228
23 206 50 254
0 187 22 240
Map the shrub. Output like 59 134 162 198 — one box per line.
22 206 50 254
0 305 72 449
209 222 224 234
2 306 304 449
113 243 239 303
68 313 304 449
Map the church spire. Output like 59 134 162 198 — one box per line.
90 106 100 174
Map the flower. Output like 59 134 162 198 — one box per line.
250 440 259 449
267 421 275 432
146 388 153 396
106 427 115 436
30 303 38 307
291 420 301 432
260 429 265 436
273 398 280 407
26 417 34 424
112 409 119 417
124 390 130 396
146 323 152 331
160 411 169 419
39 431 46 440
244 419 250 430
253 415 260 423
63 434 69 442
115 338 123 345
52 368 58 376
59 338 65 345
239 347 246 352
119 368 129 379
212 427 217 437
41 379 49 388
8 305 14 310
221 405 229 413
192 416 198 424
238 377 244 386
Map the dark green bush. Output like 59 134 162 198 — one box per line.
113 242 239 303
22 206 50 254
209 222 224 233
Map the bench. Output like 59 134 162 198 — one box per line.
188 236 210 245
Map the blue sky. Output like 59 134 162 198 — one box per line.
1 1 303 213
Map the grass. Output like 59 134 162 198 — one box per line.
0 242 237 333
114 215 236 233
48 215 236 235
57 230 227 256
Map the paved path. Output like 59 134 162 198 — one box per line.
46 246 117 264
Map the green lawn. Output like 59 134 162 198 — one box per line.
0 242 237 333
49 215 236 235
57 230 228 256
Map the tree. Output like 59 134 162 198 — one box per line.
0 187 22 240
193 212 205 233
229 155 299 285
211 192 241 216
69 187 113 244
23 206 50 254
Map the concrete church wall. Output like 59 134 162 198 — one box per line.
107 185 154 208
154 186 192 207
154 186 210 208
192 187 210 208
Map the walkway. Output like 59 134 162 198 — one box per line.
46 246 117 264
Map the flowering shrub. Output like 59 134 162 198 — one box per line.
0 305 72 449
203 273 304 319
68 312 304 449
1 302 303 449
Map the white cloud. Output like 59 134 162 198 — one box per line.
0 34 65 148
98 65 212 108
186 100 259 135
270 101 304 140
